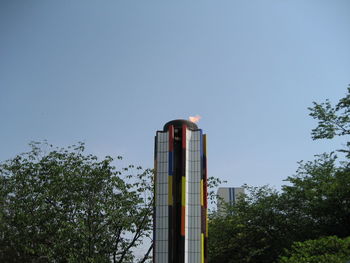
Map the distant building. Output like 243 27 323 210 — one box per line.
217 187 244 214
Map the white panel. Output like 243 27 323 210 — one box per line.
184 129 202 263
155 132 169 263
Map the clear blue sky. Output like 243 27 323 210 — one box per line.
1 0 350 190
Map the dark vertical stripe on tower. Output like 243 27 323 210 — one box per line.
180 124 187 263
200 131 205 263
169 125 174 177
168 126 174 263
199 131 206 263
153 134 158 262
203 134 208 263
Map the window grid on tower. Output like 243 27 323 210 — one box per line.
155 131 169 263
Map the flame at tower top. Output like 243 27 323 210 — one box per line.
189 115 201 123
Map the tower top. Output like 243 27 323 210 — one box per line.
163 119 198 131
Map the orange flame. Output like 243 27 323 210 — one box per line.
189 115 201 123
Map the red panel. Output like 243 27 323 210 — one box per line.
182 124 187 149
181 206 186 236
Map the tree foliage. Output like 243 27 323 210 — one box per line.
282 153 350 239
309 85 350 140
209 186 289 263
279 236 350 263
0 142 153 263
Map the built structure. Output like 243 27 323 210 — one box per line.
153 119 208 263
217 187 245 214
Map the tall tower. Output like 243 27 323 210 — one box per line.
154 119 208 263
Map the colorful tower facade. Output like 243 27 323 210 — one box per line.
154 120 208 263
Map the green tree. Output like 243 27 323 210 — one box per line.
209 186 292 263
282 153 350 239
309 85 350 141
0 142 153 263
279 236 350 263
309 84 350 161
283 86 350 239
209 86 350 262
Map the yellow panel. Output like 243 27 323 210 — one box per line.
200 179 204 206
203 134 207 155
181 176 186 206
168 176 173 205
201 233 204 263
